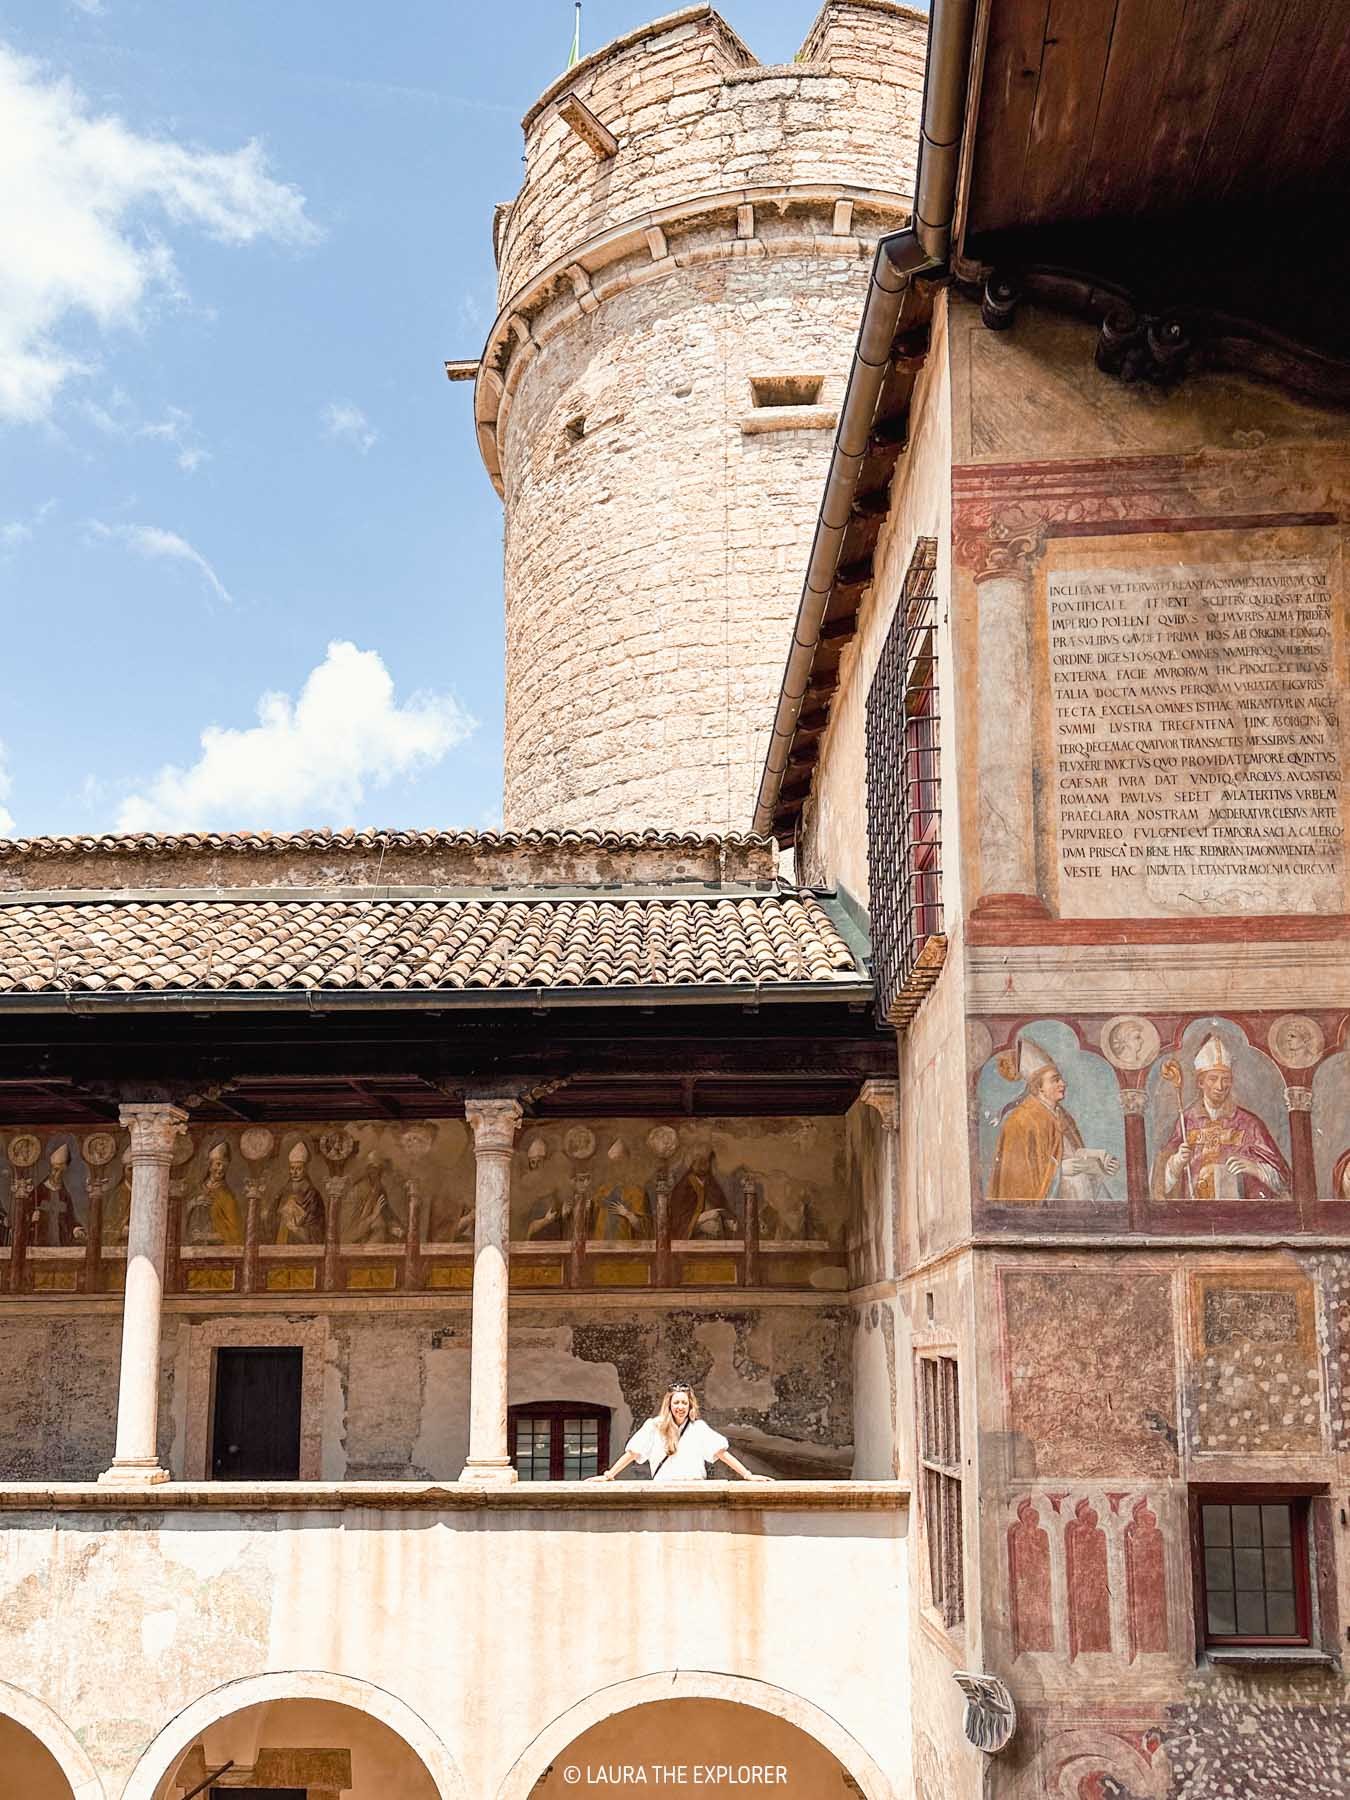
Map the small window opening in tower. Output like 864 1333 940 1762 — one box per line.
564 413 587 443
751 374 824 408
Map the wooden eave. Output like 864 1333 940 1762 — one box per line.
952 0 1350 380
770 290 935 844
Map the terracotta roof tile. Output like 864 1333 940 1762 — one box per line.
0 893 863 997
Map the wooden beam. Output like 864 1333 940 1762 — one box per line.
554 93 618 158
818 611 859 643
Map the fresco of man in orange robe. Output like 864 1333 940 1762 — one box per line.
989 1039 1120 1204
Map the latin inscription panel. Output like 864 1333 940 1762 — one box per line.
1048 554 1343 915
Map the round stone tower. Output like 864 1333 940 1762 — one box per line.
474 2 927 832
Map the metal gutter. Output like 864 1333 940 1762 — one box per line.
0 981 876 1017
751 0 977 838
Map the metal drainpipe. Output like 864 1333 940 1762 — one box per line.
751 0 977 839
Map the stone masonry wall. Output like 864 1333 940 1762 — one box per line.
501 254 875 830
498 3 926 301
488 2 927 832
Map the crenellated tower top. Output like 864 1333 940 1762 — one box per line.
456 2 929 833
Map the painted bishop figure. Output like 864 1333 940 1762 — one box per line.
988 1038 1120 1205
1152 1034 1290 1202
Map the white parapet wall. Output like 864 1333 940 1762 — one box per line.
0 1482 909 1800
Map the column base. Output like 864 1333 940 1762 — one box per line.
457 1459 519 1486
98 1459 171 1486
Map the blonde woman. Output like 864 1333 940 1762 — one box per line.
589 1384 772 1483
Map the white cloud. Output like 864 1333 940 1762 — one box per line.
85 396 211 471
321 399 377 453
0 742 14 837
114 640 475 831
0 42 317 423
89 519 233 606
0 496 55 549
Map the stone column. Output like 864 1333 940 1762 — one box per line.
99 1103 187 1485
860 1078 901 1278
459 1097 523 1483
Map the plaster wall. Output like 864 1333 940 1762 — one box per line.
0 1299 856 1485
0 833 778 895
0 1493 909 1800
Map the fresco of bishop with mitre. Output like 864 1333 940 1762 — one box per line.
1151 1034 1290 1202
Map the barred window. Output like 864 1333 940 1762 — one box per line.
866 537 943 1026
918 1354 964 1629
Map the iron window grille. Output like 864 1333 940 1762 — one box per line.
508 1401 611 1481
866 537 943 1027
918 1353 964 1629
1193 1492 1312 1647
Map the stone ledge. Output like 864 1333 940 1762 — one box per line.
1205 1646 1339 1672
0 1478 908 1513
741 405 838 435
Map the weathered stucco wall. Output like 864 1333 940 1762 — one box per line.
0 1297 856 1484
979 1246 1350 1798
0 1496 908 1800
0 831 779 894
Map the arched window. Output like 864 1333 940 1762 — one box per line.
508 1401 611 1481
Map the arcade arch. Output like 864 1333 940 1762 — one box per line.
121 1671 466 1800
496 1671 898 1800
0 1679 104 1800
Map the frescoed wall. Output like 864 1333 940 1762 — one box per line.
968 1012 1350 1230
0 1113 850 1296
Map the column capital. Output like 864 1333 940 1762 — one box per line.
118 1103 189 1165
465 1097 523 1156
859 1078 900 1133
1285 1085 1314 1114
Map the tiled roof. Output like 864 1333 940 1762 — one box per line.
0 828 767 861
0 892 864 995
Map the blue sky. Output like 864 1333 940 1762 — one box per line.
0 0 837 838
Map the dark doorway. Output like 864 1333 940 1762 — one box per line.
210 1347 303 1479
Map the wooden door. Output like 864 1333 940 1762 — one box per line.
210 1347 302 1480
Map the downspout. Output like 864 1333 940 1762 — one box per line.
751 0 977 839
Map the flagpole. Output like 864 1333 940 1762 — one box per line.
568 1 582 69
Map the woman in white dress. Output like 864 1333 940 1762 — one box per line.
589 1384 772 1483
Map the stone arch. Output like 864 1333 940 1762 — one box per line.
118 1669 467 1800
494 1670 899 1800
0 1678 106 1800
